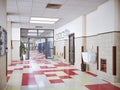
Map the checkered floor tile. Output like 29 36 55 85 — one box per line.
6 50 120 90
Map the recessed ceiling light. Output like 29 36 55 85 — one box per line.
31 17 59 22
30 20 55 24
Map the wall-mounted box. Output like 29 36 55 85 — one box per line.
100 58 106 72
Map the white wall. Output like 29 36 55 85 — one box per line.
11 26 20 60
54 0 120 83
0 0 7 29
114 0 120 31
55 16 83 39
86 0 115 36
11 40 20 60
0 0 7 89
54 16 83 68
12 27 20 40
86 0 120 83
7 21 12 65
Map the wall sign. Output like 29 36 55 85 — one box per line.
0 26 7 56
55 29 70 40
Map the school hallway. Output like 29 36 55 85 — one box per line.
0 0 120 90
6 50 120 90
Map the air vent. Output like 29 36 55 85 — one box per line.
46 3 62 9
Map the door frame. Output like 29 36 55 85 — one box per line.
69 33 75 65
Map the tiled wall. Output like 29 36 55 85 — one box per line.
11 40 20 60
74 38 82 68
0 55 6 90
54 38 83 68
114 32 120 82
54 40 66 62
54 32 120 83
86 32 120 83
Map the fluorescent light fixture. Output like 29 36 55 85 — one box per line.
31 17 59 22
30 17 59 24
30 20 55 24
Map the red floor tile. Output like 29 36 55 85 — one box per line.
14 68 23 70
40 66 56 69
7 70 13 74
45 62 51 64
24 61 30 64
22 73 36 85
33 71 44 74
40 66 48 69
46 74 57 77
64 70 78 75
59 75 72 79
41 69 60 72
86 72 97 77
86 84 120 90
55 62 71 67
49 79 64 84
24 66 31 68
10 63 16 66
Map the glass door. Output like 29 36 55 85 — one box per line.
46 38 53 59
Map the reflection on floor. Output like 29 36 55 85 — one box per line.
7 51 120 90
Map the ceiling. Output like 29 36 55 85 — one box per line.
7 0 108 29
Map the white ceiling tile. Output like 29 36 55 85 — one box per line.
17 0 32 7
33 0 49 3
7 0 108 29
43 9 58 17
49 0 67 4
7 7 18 13
31 12 43 17
18 0 32 2
32 7 44 12
7 0 18 13
32 2 47 8
19 7 31 13
7 0 17 7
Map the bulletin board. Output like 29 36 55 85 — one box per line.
0 26 7 56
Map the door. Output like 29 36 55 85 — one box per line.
46 38 54 59
40 38 53 59
69 33 75 65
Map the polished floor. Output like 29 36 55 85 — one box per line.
7 51 120 90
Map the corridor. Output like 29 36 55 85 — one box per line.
6 51 120 90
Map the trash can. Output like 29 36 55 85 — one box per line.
81 63 86 71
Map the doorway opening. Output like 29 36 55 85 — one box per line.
69 33 75 65
20 29 54 59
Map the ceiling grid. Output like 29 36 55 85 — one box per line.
7 0 108 29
